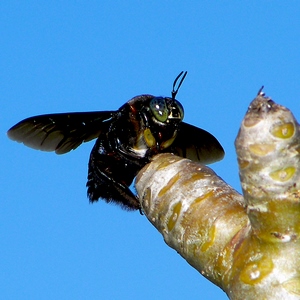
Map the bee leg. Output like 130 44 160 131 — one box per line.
87 168 140 211
138 206 144 215
86 151 140 210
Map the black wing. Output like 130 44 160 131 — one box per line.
7 111 115 154
171 122 225 164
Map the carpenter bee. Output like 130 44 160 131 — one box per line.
7 72 224 211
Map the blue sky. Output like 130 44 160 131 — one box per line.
2 2 300 299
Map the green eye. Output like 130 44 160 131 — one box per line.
150 97 168 122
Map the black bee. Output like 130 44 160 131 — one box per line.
7 72 224 211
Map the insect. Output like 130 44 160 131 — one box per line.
7 72 224 211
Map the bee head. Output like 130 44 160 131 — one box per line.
149 71 187 124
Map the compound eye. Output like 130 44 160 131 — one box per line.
150 97 168 122
172 100 184 120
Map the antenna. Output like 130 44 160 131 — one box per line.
172 71 187 100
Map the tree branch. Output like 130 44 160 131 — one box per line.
135 91 300 299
